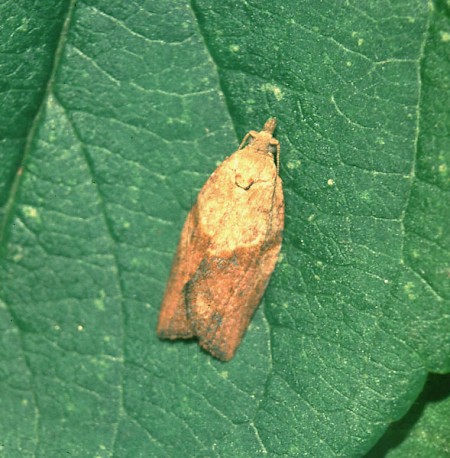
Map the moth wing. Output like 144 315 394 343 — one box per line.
157 154 244 340
158 145 284 360
185 237 282 361
157 206 208 339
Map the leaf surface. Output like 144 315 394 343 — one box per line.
0 1 449 456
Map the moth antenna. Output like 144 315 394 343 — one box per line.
276 143 280 176
238 132 251 150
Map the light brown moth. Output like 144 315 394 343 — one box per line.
157 119 284 361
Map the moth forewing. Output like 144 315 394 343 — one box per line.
157 119 284 361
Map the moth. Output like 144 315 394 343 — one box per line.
157 119 284 361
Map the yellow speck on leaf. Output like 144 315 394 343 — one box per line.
261 83 283 101
440 31 450 42
23 205 38 218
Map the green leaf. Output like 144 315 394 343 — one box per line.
0 0 70 212
1 1 449 456
366 374 450 457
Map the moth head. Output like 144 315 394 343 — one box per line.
240 119 280 171
246 130 278 153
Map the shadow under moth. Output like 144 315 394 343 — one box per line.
157 119 284 361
